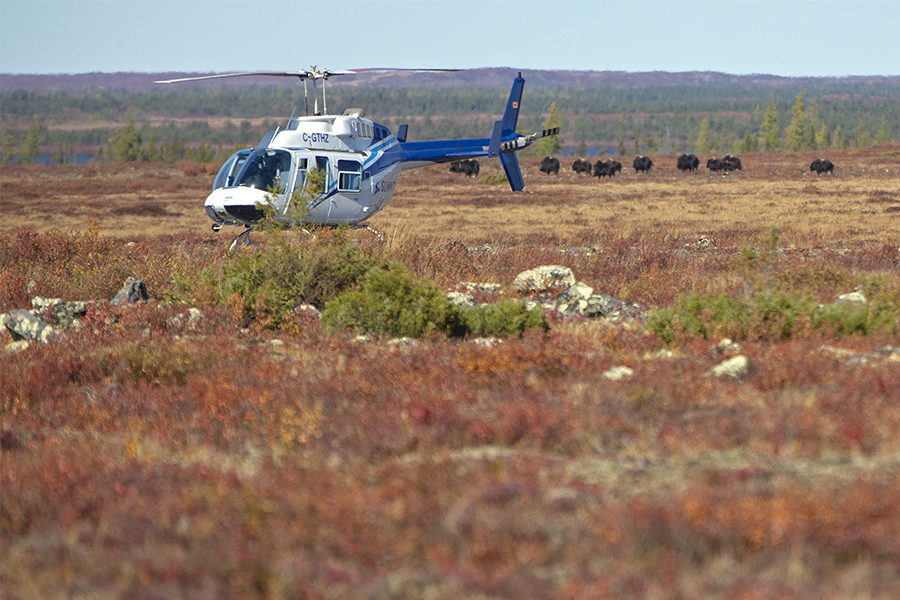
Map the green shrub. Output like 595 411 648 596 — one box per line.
648 289 899 344
322 262 463 338
814 298 899 336
647 292 752 343
481 172 508 186
753 291 819 340
459 298 549 338
219 231 380 328
322 263 549 339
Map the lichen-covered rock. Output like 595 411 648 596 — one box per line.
31 296 89 329
2 309 55 343
603 366 635 381
446 292 479 309
584 294 626 318
513 266 576 294
836 291 866 304
704 355 750 379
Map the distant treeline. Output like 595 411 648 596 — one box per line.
2 79 898 163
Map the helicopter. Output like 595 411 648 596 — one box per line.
155 67 559 246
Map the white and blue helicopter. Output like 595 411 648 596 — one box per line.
156 67 559 245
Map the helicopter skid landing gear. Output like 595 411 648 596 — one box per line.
362 225 384 243
228 226 254 253
350 224 384 243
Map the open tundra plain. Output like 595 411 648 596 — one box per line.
2 147 900 599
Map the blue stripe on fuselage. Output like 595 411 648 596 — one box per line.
363 131 527 174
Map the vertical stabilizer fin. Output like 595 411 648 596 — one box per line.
501 73 525 136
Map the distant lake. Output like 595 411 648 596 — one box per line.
34 154 94 165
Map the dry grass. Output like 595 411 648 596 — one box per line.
5 147 896 244
373 147 900 245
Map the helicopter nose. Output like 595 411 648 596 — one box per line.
205 187 270 225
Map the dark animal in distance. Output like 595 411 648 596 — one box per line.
810 158 834 175
722 154 742 171
676 153 700 173
633 155 653 173
540 156 560 175
706 157 723 172
593 159 623 178
572 158 593 174
707 154 742 173
449 159 480 177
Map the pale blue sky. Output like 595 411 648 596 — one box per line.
1 0 898 77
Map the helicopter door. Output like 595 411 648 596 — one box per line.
314 156 330 192
293 157 309 195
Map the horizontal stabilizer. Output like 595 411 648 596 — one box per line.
499 126 560 153
532 126 561 140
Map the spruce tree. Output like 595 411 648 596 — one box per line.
759 95 781 151
108 117 142 162
695 119 712 154
197 142 214 162
832 125 849 150
742 133 760 153
534 102 562 156
0 125 16 165
874 116 892 144
816 123 832 150
22 120 41 164
616 138 626 156
143 133 160 162
576 138 588 157
855 119 871 148
786 91 807 151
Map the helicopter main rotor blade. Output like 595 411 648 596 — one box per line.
155 68 462 85
345 68 462 73
154 71 313 84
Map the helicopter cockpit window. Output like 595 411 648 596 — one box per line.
212 149 251 191
235 149 292 193
337 160 362 192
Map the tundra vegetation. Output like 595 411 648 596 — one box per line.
2 146 900 599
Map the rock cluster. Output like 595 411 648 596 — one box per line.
512 265 644 320
446 266 643 322
1 278 148 352
2 267 645 353
819 344 900 366
1 297 91 352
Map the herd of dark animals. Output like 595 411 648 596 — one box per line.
450 155 837 179
570 153 835 178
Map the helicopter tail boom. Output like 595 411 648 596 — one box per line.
393 74 558 192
